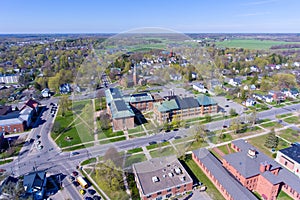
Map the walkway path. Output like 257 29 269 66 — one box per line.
92 99 98 146
142 146 152 160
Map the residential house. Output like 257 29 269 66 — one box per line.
275 143 300 178
133 156 193 200
0 75 19 84
245 98 256 107
23 170 47 200
192 83 208 93
250 65 260 73
253 94 263 101
41 88 51 98
263 95 274 103
269 90 286 102
229 78 242 87
59 83 71 94
282 88 299 99
222 140 300 200
250 84 256 90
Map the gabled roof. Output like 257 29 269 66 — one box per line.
193 148 257 200
154 99 179 113
196 94 217 106
175 96 199 109
23 171 46 193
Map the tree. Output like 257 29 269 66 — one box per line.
98 113 111 130
230 118 240 134
52 121 61 134
192 125 206 143
229 108 238 117
205 114 212 122
59 95 71 116
264 129 278 148
103 146 123 168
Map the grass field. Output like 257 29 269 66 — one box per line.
278 128 299 143
260 121 282 129
248 134 290 157
149 146 176 158
215 39 300 50
124 153 147 168
283 116 300 124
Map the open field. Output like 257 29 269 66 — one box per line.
215 39 300 50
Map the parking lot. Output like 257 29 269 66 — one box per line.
213 96 244 115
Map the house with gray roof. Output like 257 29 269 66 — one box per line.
133 156 193 200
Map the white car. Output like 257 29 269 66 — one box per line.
37 144 43 150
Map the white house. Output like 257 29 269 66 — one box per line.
253 93 263 101
250 65 260 73
193 83 208 93
263 95 273 103
41 88 51 98
229 78 242 87
245 98 256 107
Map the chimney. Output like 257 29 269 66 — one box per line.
265 163 271 171
260 162 266 173
247 148 257 159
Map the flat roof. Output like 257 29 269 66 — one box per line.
133 156 192 196
279 143 300 164
193 148 257 200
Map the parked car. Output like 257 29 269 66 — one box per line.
93 196 101 200
73 181 80 187
80 189 86 195
87 189 96 195
72 171 78 176
69 176 75 181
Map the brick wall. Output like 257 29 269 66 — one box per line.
0 123 25 133
112 117 134 131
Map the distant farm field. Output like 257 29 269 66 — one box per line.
215 39 300 50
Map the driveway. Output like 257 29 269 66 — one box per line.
178 189 212 200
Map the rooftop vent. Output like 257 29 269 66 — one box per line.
247 148 256 159
163 174 167 178
180 176 186 182
174 167 182 175
168 172 174 177
152 176 159 183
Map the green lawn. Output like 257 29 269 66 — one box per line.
127 147 143 154
180 155 225 200
283 116 300 124
127 126 144 134
98 128 124 139
248 134 290 157
276 113 293 119
128 132 147 138
215 39 300 50
217 144 232 155
149 146 176 158
278 128 299 143
81 157 97 166
260 122 282 129
146 141 170 150
208 133 233 144
277 190 293 200
0 159 13 165
95 97 106 111
124 153 147 168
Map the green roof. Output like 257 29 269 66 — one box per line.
196 94 217 106
155 99 179 112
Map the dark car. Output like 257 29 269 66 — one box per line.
93 196 101 200
225 105 229 107
85 197 93 200
72 171 78 176
149 141 157 145
69 176 75 181
164 129 171 133
174 136 181 139
173 128 179 131
88 189 96 195
73 181 80 187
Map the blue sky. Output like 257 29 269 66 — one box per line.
0 0 299 33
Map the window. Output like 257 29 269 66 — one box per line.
177 186 181 189
146 195 151 198
285 161 288 166
157 191 161 195
167 188 172 192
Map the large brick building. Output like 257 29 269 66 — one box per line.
222 140 300 200
132 156 193 200
153 95 218 124
192 148 257 200
275 143 300 178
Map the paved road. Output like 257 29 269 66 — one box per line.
2 99 300 200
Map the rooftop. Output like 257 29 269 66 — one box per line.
193 148 257 200
279 143 300 164
23 170 46 193
196 94 217 106
133 156 192 196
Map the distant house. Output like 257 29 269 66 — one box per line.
250 84 256 90
253 93 263 101
263 95 274 103
269 91 286 101
41 88 51 98
282 88 299 99
193 83 208 93
191 72 197 80
229 78 242 87
23 170 47 200
59 83 71 94
0 75 19 84
169 74 182 81
245 98 256 107
250 65 260 73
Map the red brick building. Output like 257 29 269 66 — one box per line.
222 140 300 200
192 148 257 200
133 156 193 200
